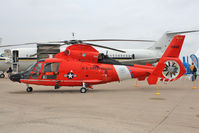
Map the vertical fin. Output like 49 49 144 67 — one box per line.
148 30 199 54
147 35 186 85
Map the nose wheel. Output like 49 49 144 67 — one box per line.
26 87 33 92
0 73 5 78
80 87 87 93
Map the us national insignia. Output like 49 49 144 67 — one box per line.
64 71 77 79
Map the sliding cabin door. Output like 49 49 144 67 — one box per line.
42 62 60 80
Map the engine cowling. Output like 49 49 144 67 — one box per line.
55 44 99 63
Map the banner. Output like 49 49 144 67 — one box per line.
190 54 199 68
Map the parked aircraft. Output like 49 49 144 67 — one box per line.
0 48 37 78
96 30 198 64
0 57 10 78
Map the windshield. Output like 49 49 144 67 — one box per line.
19 60 45 79
25 62 37 72
20 62 38 79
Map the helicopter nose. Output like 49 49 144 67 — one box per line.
9 73 21 82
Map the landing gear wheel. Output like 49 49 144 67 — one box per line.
26 87 33 92
80 87 87 93
0 73 5 78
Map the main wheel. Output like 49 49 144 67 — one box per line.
26 87 33 92
80 87 87 93
0 73 5 78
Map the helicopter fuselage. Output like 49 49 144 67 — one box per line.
9 36 186 93
19 58 153 87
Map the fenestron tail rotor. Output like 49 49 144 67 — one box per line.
162 60 180 80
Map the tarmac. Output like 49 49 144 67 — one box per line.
0 77 199 133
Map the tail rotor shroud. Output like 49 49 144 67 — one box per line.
162 60 180 80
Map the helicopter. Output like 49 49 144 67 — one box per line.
9 35 186 93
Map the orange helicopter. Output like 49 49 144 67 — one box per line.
10 35 186 93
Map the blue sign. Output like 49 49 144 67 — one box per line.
190 54 199 68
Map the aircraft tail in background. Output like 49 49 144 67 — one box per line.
148 30 199 54
195 48 199 58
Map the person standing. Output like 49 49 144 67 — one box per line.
6 67 13 77
190 63 197 81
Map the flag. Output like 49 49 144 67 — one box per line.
190 54 199 67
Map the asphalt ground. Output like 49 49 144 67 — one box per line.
0 77 199 133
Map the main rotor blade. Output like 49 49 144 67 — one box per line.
82 39 156 42
49 39 156 44
0 42 62 48
48 41 70 44
84 43 126 53
0 43 37 48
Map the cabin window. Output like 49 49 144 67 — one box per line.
43 63 59 73
42 62 60 79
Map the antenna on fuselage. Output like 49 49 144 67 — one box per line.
0 37 2 46
106 50 108 56
72 32 75 40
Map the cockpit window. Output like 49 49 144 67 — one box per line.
25 62 37 72
20 62 43 79
31 62 43 79
34 63 42 73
